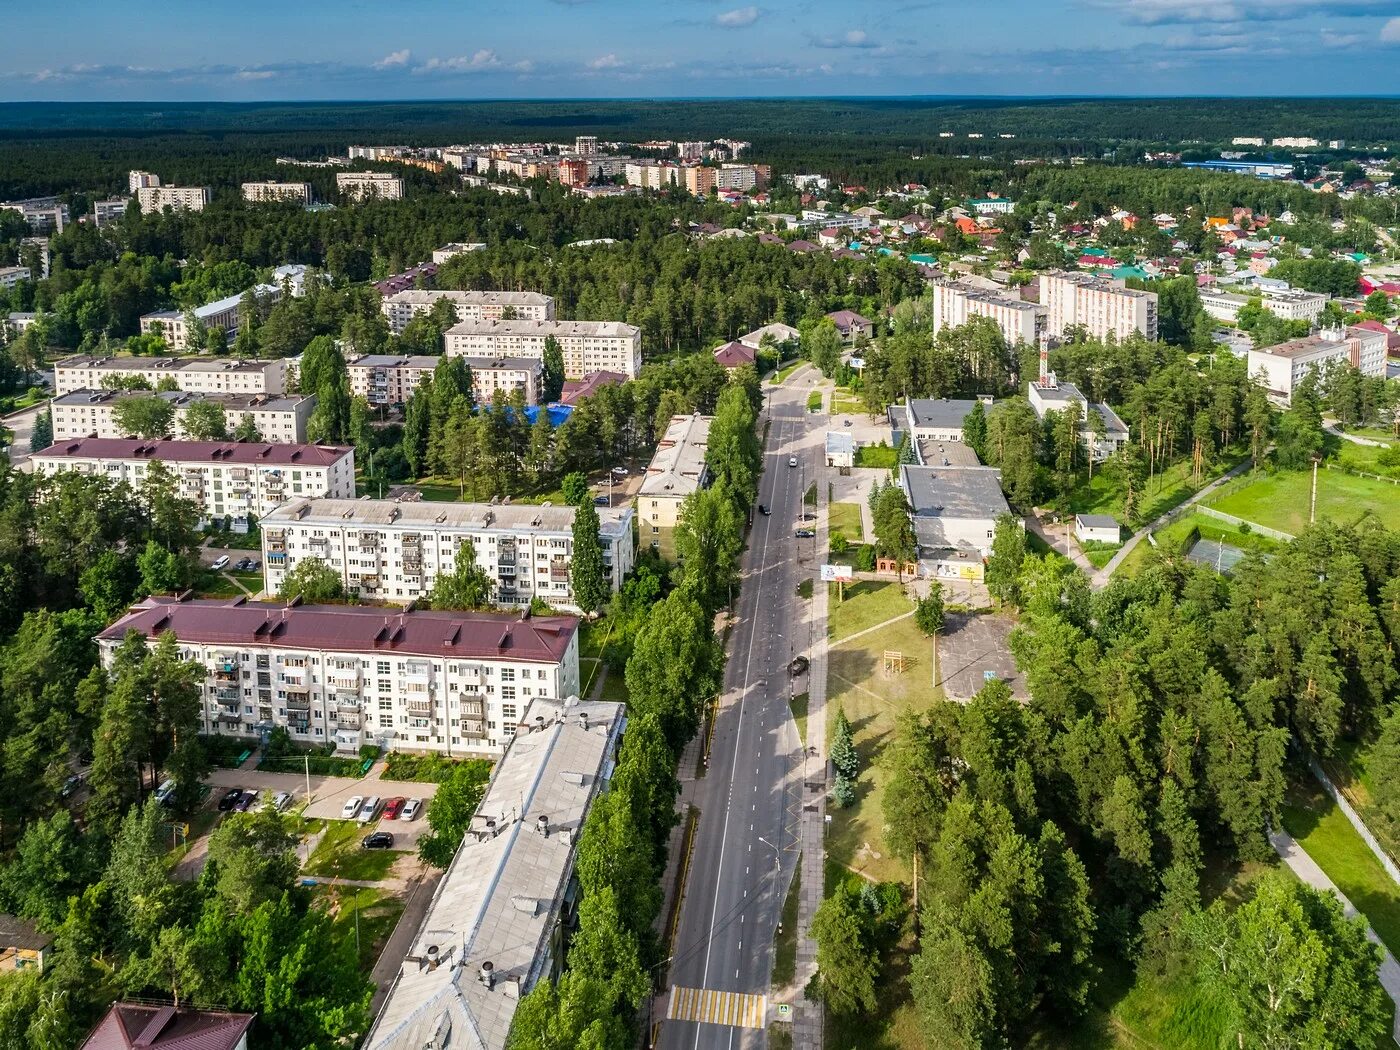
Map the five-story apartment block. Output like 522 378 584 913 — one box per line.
54 355 289 397
444 318 642 379
380 289 556 335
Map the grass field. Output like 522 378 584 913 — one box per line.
827 580 914 643
771 868 801 988
1280 776 1400 956
854 443 899 469
825 611 936 885
1209 467 1400 534
776 360 805 383
1325 739 1400 869
790 692 808 745
321 886 407 973
1333 438 1400 479
304 819 407 881
1113 511 1284 580
807 389 824 413
829 501 865 542
598 669 629 703
1069 450 1246 526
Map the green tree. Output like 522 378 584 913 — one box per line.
805 318 843 376
427 541 493 610
205 807 299 911
80 549 138 621
624 588 724 753
542 335 566 402
673 484 743 617
872 484 916 579
29 409 52 452
138 539 188 595
232 413 261 442
570 500 609 615
180 399 229 440
416 759 493 868
915 582 945 635
830 706 859 781
812 885 880 1015
561 471 590 507
402 387 431 476
962 400 988 461
984 514 1026 606
277 557 344 602
112 395 175 439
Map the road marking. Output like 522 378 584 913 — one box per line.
668 986 768 1029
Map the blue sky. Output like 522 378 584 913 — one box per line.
3 0 1400 100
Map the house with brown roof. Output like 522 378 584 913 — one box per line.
79 1003 254 1050
825 309 874 344
711 340 756 369
0 913 52 971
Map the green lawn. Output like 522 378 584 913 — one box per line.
825 613 938 885
827 580 914 643
771 867 801 988
1281 777 1400 956
1333 439 1400 480
1114 512 1285 580
1325 739 1400 869
854 443 899 469
807 389 824 413
1209 468 1400 534
599 668 629 703
790 692 809 746
303 819 407 882
796 579 813 600
580 658 603 698
1068 450 1246 526
776 360 805 383
321 886 407 973
829 501 866 542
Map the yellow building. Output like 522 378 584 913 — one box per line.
636 413 712 558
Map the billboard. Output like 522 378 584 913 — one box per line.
819 564 854 583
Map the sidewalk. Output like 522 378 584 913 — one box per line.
1026 514 1095 575
1270 828 1400 1044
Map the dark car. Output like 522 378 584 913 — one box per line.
362 831 395 850
234 558 254 571
758 504 770 515
795 529 816 539
593 495 610 506
790 655 810 676
235 789 259 812
217 787 244 812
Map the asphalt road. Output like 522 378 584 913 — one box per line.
662 375 822 1049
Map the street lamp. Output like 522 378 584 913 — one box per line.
757 835 782 872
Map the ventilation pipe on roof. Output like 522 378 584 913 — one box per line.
535 813 549 838
479 961 495 991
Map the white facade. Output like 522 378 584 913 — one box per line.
54 355 289 397
1027 378 1130 461
431 242 487 264
136 185 211 212
0 267 30 290
336 172 405 201
380 289 555 335
92 198 128 227
1200 287 1328 324
242 181 312 204
931 279 1046 346
1247 326 1389 404
31 438 355 528
347 353 541 406
50 389 315 444
799 210 871 233
261 497 635 611
1041 271 1159 342
445 319 642 379
138 266 307 350
96 597 582 757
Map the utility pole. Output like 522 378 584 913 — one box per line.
304 751 312 803
1311 456 1319 524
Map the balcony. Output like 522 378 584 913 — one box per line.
285 691 311 711
335 711 361 728
461 717 487 738
212 686 240 703
498 563 517 577
460 699 486 717
406 697 433 715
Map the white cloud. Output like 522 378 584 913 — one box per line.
1097 0 1390 24
1383 16 1400 40
588 53 623 69
814 29 878 48
716 6 761 27
412 50 533 74
234 69 278 80
374 49 411 69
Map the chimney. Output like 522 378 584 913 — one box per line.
479 961 495 991
1038 332 1049 387
425 943 441 971
535 813 549 838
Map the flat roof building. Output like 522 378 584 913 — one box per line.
380 289 555 335
336 171 405 201
1247 325 1389 404
1200 287 1329 324
931 279 1047 347
1041 271 1158 342
445 319 642 380
346 353 542 406
98 597 580 756
1026 375 1130 461
50 389 315 444
135 185 211 213
638 413 711 557
900 464 1013 580
903 397 994 446
54 355 289 397
242 180 312 204
364 695 625 1050
260 497 635 612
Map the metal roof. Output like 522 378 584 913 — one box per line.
33 437 351 466
79 1003 254 1050
261 497 631 537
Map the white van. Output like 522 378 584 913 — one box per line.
211 555 230 571
356 796 382 824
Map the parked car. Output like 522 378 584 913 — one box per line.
271 791 293 812
61 772 87 798
362 831 394 850
789 655 810 676
341 796 364 820
795 529 816 539
217 787 244 812
357 796 383 824
247 559 260 570
233 558 253 571
211 555 230 571
153 778 176 806
382 797 406 820
593 495 610 506
611 466 629 476
843 419 852 427
788 457 798 467
401 798 424 822
235 789 259 812
758 504 770 516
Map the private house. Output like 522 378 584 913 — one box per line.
0 914 51 971
1075 514 1122 545
825 310 874 344
79 1003 254 1050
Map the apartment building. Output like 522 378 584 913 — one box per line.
1040 271 1159 342
242 180 312 204
336 171 405 201
346 352 541 406
637 413 711 557
799 209 871 234
127 170 161 192
0 267 30 290
138 265 307 350
379 289 556 335
1247 325 1389 404
431 242 487 265
624 161 679 190
136 186 211 212
1200 287 1328 324
445 319 643 379
557 158 590 187
31 438 354 529
931 279 1047 346
51 389 315 443
683 164 718 196
0 198 67 233
96 596 583 757
54 355 289 397
260 497 635 610
92 198 128 227
365 696 623 1050
575 134 599 155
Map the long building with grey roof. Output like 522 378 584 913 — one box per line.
380 289 555 335
364 695 626 1050
51 388 315 443
899 463 1016 581
445 318 642 379
637 412 711 557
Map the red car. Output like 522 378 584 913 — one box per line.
382 797 406 821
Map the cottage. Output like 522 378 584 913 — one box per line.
1075 514 1122 545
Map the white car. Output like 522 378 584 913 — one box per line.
341 796 364 820
271 791 293 812
788 457 798 467
211 555 230 571
357 796 383 824
401 798 424 822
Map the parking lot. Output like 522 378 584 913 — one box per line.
934 612 1027 702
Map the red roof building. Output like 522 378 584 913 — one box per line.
711 341 757 369
80 1003 254 1050
559 369 626 405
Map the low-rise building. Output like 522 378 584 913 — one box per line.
1247 325 1389 404
899 464 1013 580
1026 373 1129 461
4 312 37 340
1041 271 1158 342
637 413 711 557
826 310 874 344
380 289 556 334
1200 287 1329 324
712 340 756 369
242 180 312 204
51 389 315 443
559 369 626 405
739 322 800 349
139 265 308 350
135 185 211 212
346 352 542 406
445 319 642 379
261 497 634 611
32 438 354 530
0 266 30 290
931 279 1047 346
0 914 52 971
98 596 581 756
432 242 487 264
0 197 68 233
1075 514 1121 545
904 397 994 445
79 1002 254 1050
967 196 1015 215
54 355 289 397
364 696 625 1050
336 171 405 201
825 431 854 469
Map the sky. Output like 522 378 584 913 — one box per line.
3 0 1400 100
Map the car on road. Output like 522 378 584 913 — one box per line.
217 787 244 812
790 655 810 676
758 504 770 516
795 528 816 538
382 797 406 820
357 795 383 824
593 495 610 506
235 789 259 812
401 798 424 821
341 795 364 820
61 772 87 798
362 831 394 850
611 466 629 476
271 791 293 812
211 555 230 571
788 457 798 467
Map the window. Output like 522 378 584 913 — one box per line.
501 668 515 682
502 704 518 721
502 686 517 702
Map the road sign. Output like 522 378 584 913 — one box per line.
820 563 853 583
774 1004 792 1020
849 357 865 370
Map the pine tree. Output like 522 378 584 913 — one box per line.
830 706 859 780
570 500 609 615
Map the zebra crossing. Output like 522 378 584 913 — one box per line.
666 985 767 1029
